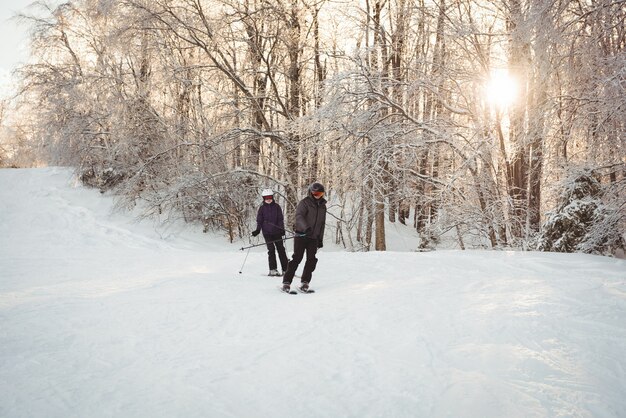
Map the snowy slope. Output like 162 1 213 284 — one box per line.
1 167 625 418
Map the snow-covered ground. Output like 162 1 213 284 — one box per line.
1 167 625 418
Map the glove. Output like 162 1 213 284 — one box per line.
279 229 285 237
295 229 309 237
251 229 260 237
317 240 323 249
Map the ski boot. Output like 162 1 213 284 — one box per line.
297 283 315 293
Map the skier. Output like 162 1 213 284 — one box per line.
251 188 289 276
282 182 327 293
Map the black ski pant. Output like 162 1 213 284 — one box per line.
264 233 289 271
283 236 318 285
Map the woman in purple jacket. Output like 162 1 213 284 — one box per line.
251 189 289 276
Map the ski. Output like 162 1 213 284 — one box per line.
263 273 301 278
296 286 315 294
279 286 297 295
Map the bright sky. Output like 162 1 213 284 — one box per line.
0 1 63 98
0 1 32 97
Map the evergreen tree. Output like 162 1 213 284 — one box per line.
537 170 625 255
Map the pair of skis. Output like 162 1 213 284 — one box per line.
280 285 315 295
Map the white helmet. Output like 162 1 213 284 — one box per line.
261 188 274 198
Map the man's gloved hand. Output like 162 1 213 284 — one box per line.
251 229 260 237
317 240 323 249
279 229 285 237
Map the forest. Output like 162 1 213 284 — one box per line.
0 0 624 255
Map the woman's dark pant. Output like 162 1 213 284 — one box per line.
264 234 289 271
283 236 318 285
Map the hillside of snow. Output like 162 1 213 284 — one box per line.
1 167 625 418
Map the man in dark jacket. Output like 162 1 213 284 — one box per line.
282 182 327 293
252 189 289 276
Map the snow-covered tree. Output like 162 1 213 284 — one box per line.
5 0 624 252
537 169 625 256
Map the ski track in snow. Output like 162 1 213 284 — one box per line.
1 167 625 418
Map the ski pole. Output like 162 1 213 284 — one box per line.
239 247 251 274
264 221 298 236
239 233 305 251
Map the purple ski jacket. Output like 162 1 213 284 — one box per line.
255 201 286 236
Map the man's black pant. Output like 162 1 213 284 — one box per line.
264 234 289 271
283 236 318 285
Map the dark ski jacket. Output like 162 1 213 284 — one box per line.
256 201 286 236
294 195 327 242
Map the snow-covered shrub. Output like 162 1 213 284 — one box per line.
80 166 126 192
536 170 625 255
